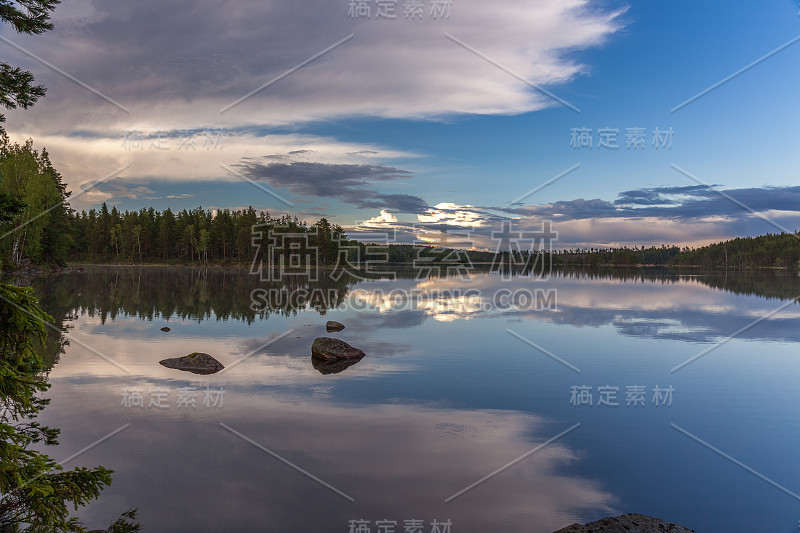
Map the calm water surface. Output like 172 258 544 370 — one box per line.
19 267 800 532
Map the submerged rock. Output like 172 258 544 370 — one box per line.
311 337 365 361
159 352 224 375
326 320 345 332
160 326 171 332
554 513 696 533
312 354 363 375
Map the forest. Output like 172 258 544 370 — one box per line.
549 233 800 270
0 135 71 266
668 233 800 269
66 204 347 265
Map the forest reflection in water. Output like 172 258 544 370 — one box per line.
12 265 799 370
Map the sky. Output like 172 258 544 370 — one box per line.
2 0 800 249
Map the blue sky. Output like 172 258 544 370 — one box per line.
3 0 800 248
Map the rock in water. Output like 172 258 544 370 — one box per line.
312 355 363 375
553 513 696 533
160 326 171 332
326 320 345 332
311 337 365 361
159 352 224 375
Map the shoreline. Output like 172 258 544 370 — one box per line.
3 260 797 276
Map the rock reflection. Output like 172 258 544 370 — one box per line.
311 354 364 374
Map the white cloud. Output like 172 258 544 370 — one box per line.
4 0 622 135
417 201 489 226
361 209 398 225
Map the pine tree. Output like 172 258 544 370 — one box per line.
0 0 60 127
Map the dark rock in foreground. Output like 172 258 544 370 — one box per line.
160 326 171 332
326 320 345 332
554 513 695 533
311 337 365 361
312 354 363 374
159 352 224 374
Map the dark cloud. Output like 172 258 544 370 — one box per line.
237 159 430 214
499 185 800 223
614 184 711 206
530 198 618 219
355 193 430 214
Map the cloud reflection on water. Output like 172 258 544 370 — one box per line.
41 384 614 532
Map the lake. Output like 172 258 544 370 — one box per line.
19 266 800 532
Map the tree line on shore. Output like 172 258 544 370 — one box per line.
548 232 800 270
66 203 350 265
